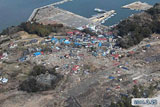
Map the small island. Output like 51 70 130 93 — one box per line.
122 1 152 11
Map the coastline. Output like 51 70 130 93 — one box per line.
1 0 159 32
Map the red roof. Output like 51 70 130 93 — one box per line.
0 55 3 59
116 85 120 89
78 54 84 56
41 52 44 55
112 54 119 58
67 32 73 34
107 32 113 35
98 38 107 41
129 51 134 54
87 43 92 46
133 80 138 84
91 36 97 39
72 65 80 71
65 37 69 40
113 62 120 66
74 30 80 33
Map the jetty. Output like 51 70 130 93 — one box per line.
89 10 116 23
38 0 72 9
122 1 152 11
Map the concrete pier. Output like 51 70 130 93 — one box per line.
29 6 93 28
89 10 116 23
28 8 39 22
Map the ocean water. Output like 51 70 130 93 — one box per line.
0 0 159 32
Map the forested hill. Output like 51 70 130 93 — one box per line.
114 3 160 48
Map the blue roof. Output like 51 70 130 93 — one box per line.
19 56 27 62
108 76 115 79
51 38 56 41
146 44 151 47
64 40 71 44
74 42 81 46
98 42 102 47
91 40 96 44
34 52 41 56
56 47 60 50
102 52 106 56
60 38 65 43
121 67 129 70
51 38 59 43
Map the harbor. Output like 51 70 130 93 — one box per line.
28 0 116 28
122 1 152 11
1 0 159 32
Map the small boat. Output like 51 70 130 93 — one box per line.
94 8 106 13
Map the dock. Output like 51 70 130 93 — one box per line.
89 10 116 23
122 1 152 11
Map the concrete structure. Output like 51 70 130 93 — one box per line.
30 6 93 28
89 10 116 23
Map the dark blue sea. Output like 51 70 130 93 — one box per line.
0 0 159 32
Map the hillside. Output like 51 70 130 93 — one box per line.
0 22 75 37
114 3 160 48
